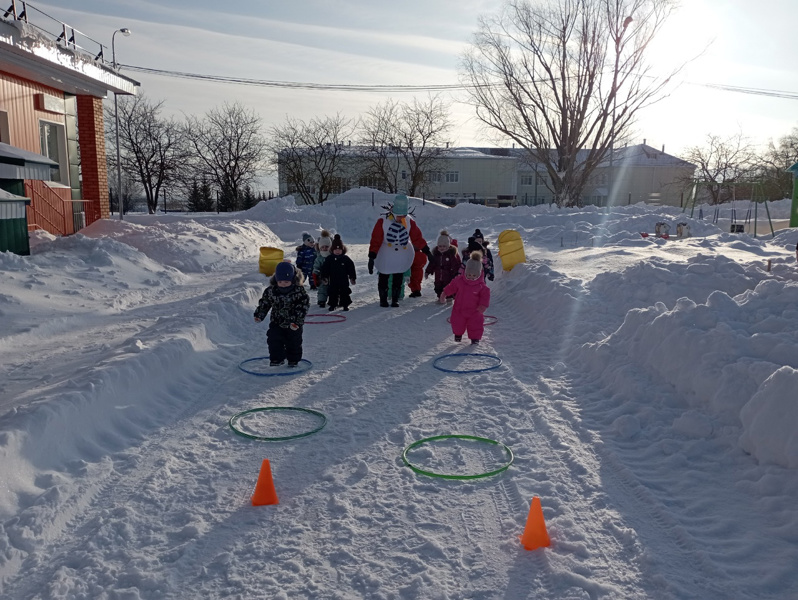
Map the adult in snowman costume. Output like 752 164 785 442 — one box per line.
368 194 431 307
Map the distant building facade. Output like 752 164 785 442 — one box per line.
0 5 138 238
278 143 696 208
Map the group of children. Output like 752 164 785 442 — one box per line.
254 228 496 364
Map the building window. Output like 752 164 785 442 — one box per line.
520 174 534 186
536 173 547 185
429 171 442 183
39 120 66 183
445 171 459 183
401 170 407 180
0 111 9 144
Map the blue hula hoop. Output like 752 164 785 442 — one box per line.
433 353 502 374
239 356 313 376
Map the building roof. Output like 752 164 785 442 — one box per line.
0 141 57 179
0 18 139 96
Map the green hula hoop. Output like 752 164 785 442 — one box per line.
402 434 514 480
229 407 327 441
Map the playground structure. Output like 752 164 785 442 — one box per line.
685 180 777 238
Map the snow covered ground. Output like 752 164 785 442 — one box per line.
1 190 797 599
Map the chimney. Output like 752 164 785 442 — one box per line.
661 144 665 153
643 138 646 146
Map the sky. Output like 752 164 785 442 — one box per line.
1 191 798 597
32 0 798 165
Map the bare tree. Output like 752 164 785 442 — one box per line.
755 127 798 201
683 133 757 205
105 94 187 214
267 114 356 205
358 96 454 196
461 0 680 206
185 102 267 211
358 100 402 193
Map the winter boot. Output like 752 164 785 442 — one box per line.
391 282 401 308
471 339 480 345
379 290 389 308
454 335 462 342
409 290 421 298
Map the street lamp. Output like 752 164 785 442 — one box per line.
112 27 131 220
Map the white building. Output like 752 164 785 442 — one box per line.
278 143 697 208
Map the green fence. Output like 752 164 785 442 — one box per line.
0 199 31 255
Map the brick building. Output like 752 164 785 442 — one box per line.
0 3 138 239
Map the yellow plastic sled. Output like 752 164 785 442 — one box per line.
497 230 526 271
259 247 284 276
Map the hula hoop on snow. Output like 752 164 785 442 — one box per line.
447 314 498 326
402 434 514 480
238 357 313 376
229 406 327 441
433 353 502 374
304 313 347 324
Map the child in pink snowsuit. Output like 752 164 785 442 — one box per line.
440 250 491 344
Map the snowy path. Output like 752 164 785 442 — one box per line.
2 238 797 599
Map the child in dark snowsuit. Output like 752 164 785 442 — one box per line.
460 238 490 277
320 234 357 311
254 261 310 366
472 229 495 281
441 251 491 344
296 232 317 290
312 230 333 307
425 230 461 300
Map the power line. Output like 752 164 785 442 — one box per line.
122 64 464 93
123 63 798 100
698 83 798 101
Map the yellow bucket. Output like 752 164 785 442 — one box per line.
497 230 526 271
259 247 284 276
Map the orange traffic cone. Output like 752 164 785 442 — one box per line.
520 496 550 550
251 459 279 506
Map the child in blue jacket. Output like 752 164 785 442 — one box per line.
296 232 316 289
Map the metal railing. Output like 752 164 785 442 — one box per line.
2 1 108 63
24 180 67 235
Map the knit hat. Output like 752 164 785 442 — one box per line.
465 250 483 278
330 233 346 252
466 238 483 254
274 261 295 282
436 230 451 249
392 194 408 216
472 229 484 241
302 232 314 244
318 230 333 249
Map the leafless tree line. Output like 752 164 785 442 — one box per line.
266 96 454 205
683 131 798 205
106 94 454 211
105 98 267 214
